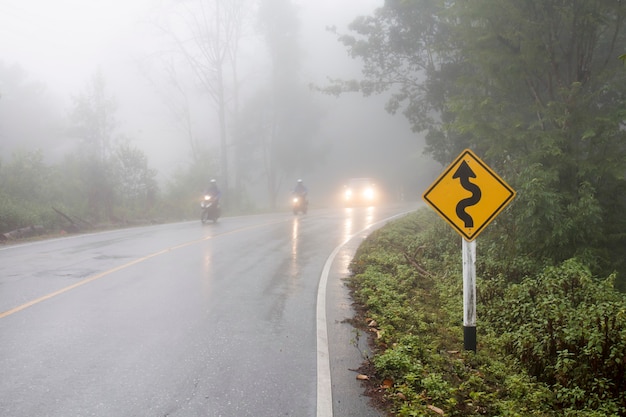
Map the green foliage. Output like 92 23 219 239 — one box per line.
0 150 59 232
0 193 31 232
0 71 179 233
485 259 626 413
0 65 250 236
0 149 50 201
112 143 159 218
336 0 626 288
0 143 165 234
349 209 626 416
0 134 220 234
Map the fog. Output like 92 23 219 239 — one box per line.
0 0 439 206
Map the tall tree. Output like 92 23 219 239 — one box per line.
0 150 54 232
332 0 626 279
68 72 120 221
112 144 159 218
69 71 118 164
447 1 626 268
155 0 252 197
245 0 324 208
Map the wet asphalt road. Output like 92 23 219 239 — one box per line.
0 205 417 417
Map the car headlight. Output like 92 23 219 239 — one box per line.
344 189 353 199
204 195 211 201
364 187 375 200
293 197 299 203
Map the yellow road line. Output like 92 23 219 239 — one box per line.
0 219 288 319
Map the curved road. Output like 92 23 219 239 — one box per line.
0 205 416 417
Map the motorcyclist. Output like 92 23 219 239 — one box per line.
293 179 308 202
205 179 221 203
201 178 221 223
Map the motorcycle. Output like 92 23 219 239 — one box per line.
201 194 221 224
292 193 308 215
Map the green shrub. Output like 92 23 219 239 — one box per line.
0 194 28 233
484 258 626 412
349 208 626 416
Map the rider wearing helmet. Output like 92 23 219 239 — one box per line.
205 178 221 200
294 179 308 197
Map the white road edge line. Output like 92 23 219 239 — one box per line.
316 210 412 417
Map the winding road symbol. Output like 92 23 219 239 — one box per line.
422 149 516 241
452 161 481 227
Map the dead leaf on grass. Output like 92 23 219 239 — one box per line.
381 379 393 389
427 404 444 415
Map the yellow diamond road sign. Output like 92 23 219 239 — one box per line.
423 149 516 241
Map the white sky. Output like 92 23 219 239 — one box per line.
0 0 381 93
0 0 157 93
0 0 388 174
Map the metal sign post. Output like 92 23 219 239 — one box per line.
423 149 515 352
462 238 476 352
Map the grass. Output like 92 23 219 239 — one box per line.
347 208 626 416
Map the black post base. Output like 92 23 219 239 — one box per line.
464 326 476 352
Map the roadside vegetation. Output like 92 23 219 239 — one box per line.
1 0 325 239
332 3 626 413
349 208 626 416
0 144 211 239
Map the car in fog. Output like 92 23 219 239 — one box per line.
342 178 379 206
